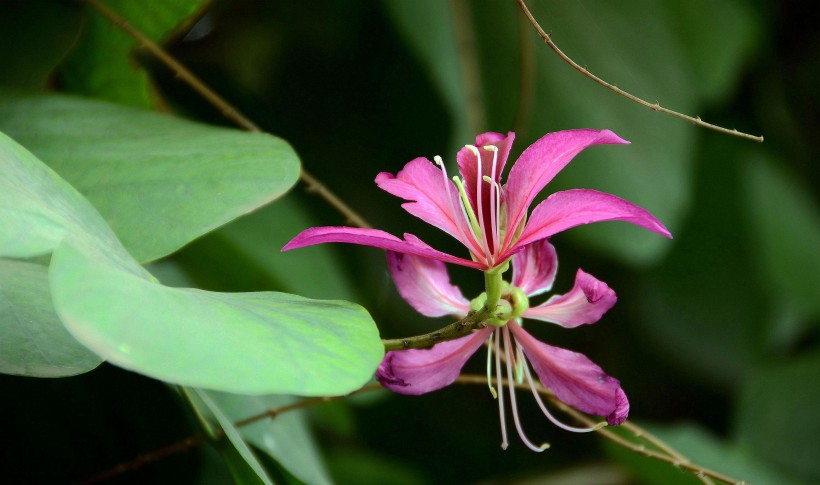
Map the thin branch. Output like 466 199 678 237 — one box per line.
515 0 763 143
83 0 372 229
382 307 492 351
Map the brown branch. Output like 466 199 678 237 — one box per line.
515 0 763 143
83 0 372 229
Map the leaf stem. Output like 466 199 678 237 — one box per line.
515 0 763 143
83 0 372 229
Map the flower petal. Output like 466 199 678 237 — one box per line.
375 157 480 255
387 252 470 317
509 322 628 424
511 239 558 297
376 328 493 395
282 226 484 269
514 189 672 249
524 269 616 327
503 129 629 249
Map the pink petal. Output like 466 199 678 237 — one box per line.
387 252 470 317
524 269 616 327
457 132 515 199
375 157 480 255
509 322 628 424
511 239 558 297
503 129 629 249
514 189 672 249
376 328 493 395
282 226 484 269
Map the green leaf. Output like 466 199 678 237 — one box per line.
61 0 206 108
206 391 333 485
0 259 101 377
742 154 820 321
0 92 301 263
0 129 142 270
736 353 820 482
0 2 83 89
50 239 383 395
606 422 796 485
185 387 274 485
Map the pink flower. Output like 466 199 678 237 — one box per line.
283 129 671 270
377 240 629 451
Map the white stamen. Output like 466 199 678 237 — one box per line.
483 145 501 258
494 329 509 450
466 145 492 263
520 348 602 433
435 156 484 259
504 328 550 452
486 332 497 399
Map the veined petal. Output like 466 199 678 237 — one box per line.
457 132 515 201
387 252 470 317
512 239 558 297
509 322 628 424
376 328 493 395
504 129 629 250
514 189 672 249
524 269 616 327
282 226 484 269
375 157 479 254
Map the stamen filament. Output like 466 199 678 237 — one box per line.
466 145 493 263
520 348 602 433
483 145 501 258
504 328 550 452
494 329 509 450
435 156 484 258
486 332 497 399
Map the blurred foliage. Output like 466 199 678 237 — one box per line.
1 0 818 483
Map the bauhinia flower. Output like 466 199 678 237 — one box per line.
378 240 627 451
283 129 671 270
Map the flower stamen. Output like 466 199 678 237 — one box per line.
433 156 479 256
504 327 550 451
486 332 498 399
494 329 509 450
483 145 501 259
466 145 494 265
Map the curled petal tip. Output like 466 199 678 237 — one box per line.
606 387 630 425
598 129 630 145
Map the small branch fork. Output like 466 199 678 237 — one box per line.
80 377 745 485
515 0 763 143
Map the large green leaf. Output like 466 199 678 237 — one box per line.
0 92 300 263
61 0 207 108
736 353 820 483
185 387 273 485
0 259 101 377
50 239 383 395
206 391 333 485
